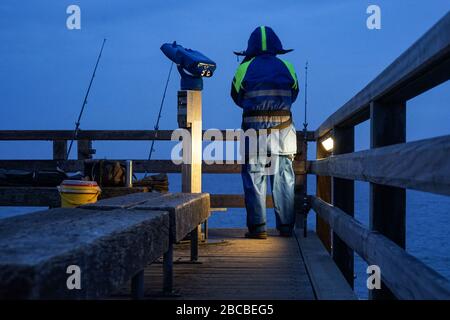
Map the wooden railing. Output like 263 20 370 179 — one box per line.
0 129 313 212
309 12 450 299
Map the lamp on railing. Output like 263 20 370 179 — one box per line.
321 136 334 152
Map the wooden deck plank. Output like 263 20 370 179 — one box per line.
296 230 357 300
114 228 315 300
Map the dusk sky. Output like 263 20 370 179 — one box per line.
0 1 449 160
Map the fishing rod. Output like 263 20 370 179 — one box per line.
143 61 174 178
303 61 308 134
66 38 107 159
302 61 309 238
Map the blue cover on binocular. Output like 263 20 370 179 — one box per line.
161 42 216 90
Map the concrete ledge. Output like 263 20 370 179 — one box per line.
83 192 210 242
133 193 211 242
0 207 169 299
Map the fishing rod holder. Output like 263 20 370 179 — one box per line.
161 42 216 91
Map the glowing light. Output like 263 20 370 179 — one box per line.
321 137 334 151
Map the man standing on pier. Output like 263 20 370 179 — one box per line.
231 26 299 239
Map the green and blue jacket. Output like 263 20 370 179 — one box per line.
231 26 299 155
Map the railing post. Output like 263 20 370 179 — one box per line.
370 101 406 300
316 139 332 252
52 140 67 160
52 140 67 207
178 90 202 194
125 160 133 187
294 133 307 231
179 90 202 263
332 126 355 288
77 140 94 160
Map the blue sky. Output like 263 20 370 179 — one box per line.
0 0 449 159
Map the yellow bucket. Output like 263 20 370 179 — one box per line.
58 180 101 208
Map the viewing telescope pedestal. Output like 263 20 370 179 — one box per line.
178 90 202 194
178 90 203 261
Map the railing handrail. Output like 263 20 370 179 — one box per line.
0 129 316 142
309 134 450 196
310 196 450 300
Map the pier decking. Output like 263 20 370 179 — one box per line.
113 228 355 300
137 229 315 300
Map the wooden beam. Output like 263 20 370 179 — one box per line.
0 187 60 207
0 188 273 210
315 12 450 138
369 100 406 300
98 187 150 199
210 194 273 209
0 129 316 142
0 187 150 207
0 187 273 208
309 135 450 196
0 159 194 173
202 163 241 174
0 130 174 141
310 196 450 300
316 140 332 252
114 160 181 173
332 126 355 288
0 160 83 172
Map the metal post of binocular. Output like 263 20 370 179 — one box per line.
161 42 216 246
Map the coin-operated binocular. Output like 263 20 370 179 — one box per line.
160 41 216 91
160 42 216 196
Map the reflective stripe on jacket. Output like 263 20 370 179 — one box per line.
231 55 299 131
231 55 299 155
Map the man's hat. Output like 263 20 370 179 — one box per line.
234 26 293 57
